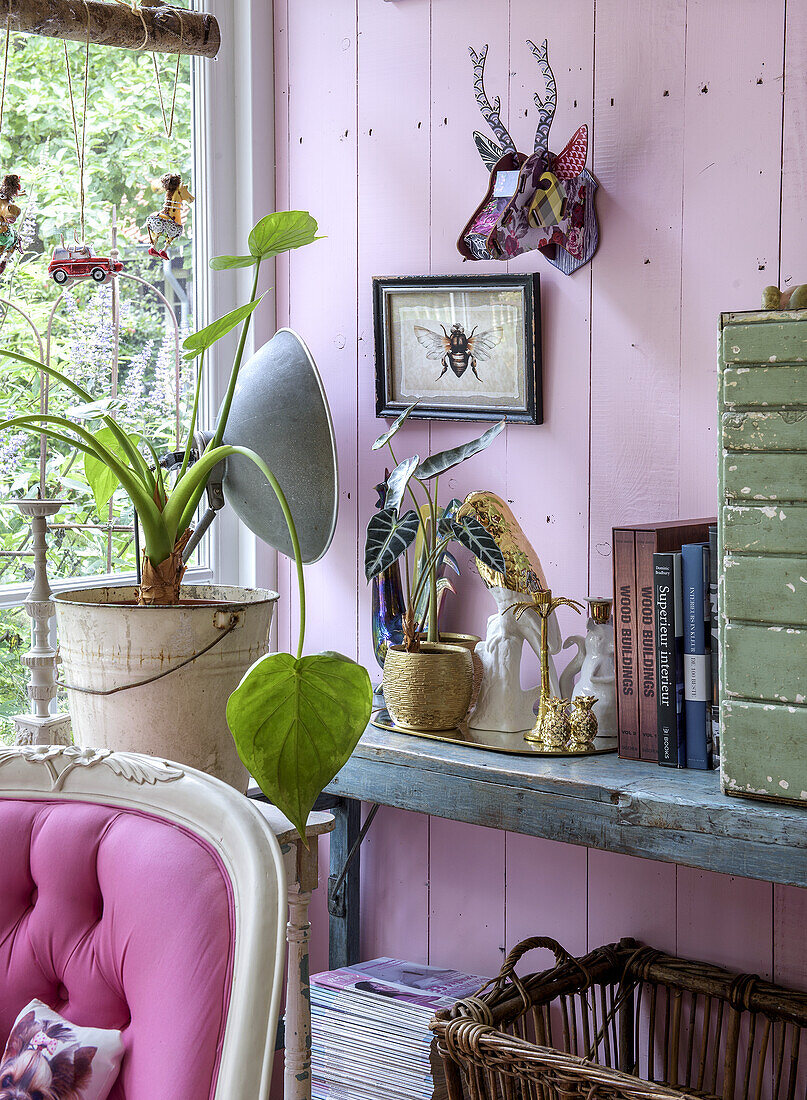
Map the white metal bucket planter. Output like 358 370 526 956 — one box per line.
55 584 278 791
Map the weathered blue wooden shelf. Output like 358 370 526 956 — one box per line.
325 723 807 888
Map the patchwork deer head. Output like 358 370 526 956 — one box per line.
458 40 599 275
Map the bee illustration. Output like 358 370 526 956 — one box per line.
414 322 503 381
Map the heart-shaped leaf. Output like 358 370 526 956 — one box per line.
183 296 265 360
364 507 420 581
372 401 419 450
384 454 419 513
449 515 506 574
415 419 505 481
84 425 140 513
209 254 259 270
248 210 323 260
227 650 372 840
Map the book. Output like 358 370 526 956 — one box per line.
681 542 712 770
613 528 639 758
654 552 686 767
615 519 715 762
310 958 487 1100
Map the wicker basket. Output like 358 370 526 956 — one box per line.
431 937 806 1100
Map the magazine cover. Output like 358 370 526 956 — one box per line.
311 958 487 1012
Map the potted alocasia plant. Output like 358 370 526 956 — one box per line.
364 404 506 731
0 211 372 837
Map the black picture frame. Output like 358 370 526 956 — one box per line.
373 273 542 424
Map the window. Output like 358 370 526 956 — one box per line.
0 7 206 737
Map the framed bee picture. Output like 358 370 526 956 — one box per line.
372 273 542 424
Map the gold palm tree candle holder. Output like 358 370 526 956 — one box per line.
508 588 584 744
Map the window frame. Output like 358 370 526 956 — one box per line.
0 0 276 613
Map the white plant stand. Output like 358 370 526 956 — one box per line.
253 801 334 1100
10 498 72 746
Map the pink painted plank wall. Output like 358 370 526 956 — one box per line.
272 0 806 1036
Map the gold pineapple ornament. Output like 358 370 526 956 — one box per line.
568 694 598 750
536 695 572 748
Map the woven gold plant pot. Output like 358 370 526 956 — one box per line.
383 642 474 731
439 632 482 706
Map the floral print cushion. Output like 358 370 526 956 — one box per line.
0 1000 124 1100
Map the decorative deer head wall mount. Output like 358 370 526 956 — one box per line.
458 40 599 276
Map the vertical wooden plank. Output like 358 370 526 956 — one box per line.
780 0 807 290
773 884 807 991
506 0 595 682
272 0 292 656
425 0 511 973
676 868 773 978
425 0 512 650
428 818 506 977
588 850 677 953
355 0 434 968
357 0 432 672
506 834 588 957
281 0 359 661
588 1 687 596
678 0 785 519
360 806 430 963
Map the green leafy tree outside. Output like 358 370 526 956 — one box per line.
0 21 196 738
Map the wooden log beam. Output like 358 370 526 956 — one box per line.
4 0 220 58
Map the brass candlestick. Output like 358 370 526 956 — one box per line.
508 587 584 744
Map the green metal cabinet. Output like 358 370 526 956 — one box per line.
719 310 807 805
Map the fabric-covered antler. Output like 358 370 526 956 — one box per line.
469 44 517 168
527 38 556 153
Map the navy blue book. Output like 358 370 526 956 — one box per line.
681 542 712 769
654 552 686 767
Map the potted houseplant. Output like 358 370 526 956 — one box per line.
364 404 506 730
0 210 372 838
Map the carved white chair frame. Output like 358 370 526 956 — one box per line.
0 744 287 1100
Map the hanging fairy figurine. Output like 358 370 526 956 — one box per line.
0 7 27 277
145 172 194 258
0 174 25 273
143 11 194 260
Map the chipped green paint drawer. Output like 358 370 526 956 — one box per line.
723 554 807 625
718 311 807 806
723 503 807 553
721 699 807 802
723 363 807 408
723 622 807 703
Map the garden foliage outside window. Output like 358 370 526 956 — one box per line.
0 15 199 735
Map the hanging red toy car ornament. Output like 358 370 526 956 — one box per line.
47 236 123 285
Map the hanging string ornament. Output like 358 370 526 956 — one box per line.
51 4 122 285
125 2 195 259
63 9 90 244
0 9 26 275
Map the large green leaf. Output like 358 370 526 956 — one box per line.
415 419 505 480
448 515 506 575
372 401 419 451
83 425 140 513
209 254 259 270
248 210 323 260
384 454 419 513
364 507 420 581
182 296 265 360
227 650 372 839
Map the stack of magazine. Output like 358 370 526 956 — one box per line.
310 958 487 1100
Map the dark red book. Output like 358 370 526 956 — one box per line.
624 520 716 762
613 528 639 759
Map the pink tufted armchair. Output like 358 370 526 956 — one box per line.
0 744 287 1100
